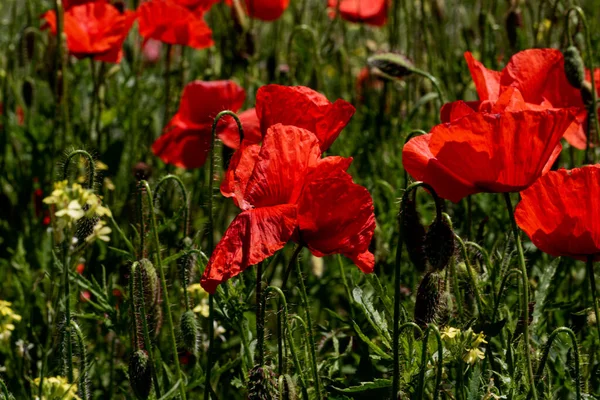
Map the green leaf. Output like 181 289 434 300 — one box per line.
329 378 391 394
532 257 560 333
350 321 392 360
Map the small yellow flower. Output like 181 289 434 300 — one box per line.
86 221 111 243
187 283 208 296
193 303 210 318
472 332 487 347
55 200 85 220
463 348 485 364
441 326 460 340
33 376 81 400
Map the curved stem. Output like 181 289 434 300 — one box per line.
63 150 95 189
412 68 446 113
131 262 162 398
70 321 89 400
529 327 580 400
455 234 487 314
287 25 322 89
393 181 442 397
265 286 309 400
503 192 537 400
586 256 600 347
416 324 443 400
153 174 190 237
566 6 600 162
138 180 186 400
294 253 322 399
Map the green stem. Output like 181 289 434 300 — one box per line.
255 261 265 366
63 150 95 189
62 240 73 383
0 378 9 400
153 174 190 237
138 180 186 400
70 321 89 400
393 181 442 398
586 256 600 347
503 192 537 400
455 234 487 314
294 253 322 399
529 327 580 400
416 324 443 400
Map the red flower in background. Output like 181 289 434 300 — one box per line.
152 80 258 168
42 0 136 63
402 89 577 203
256 85 355 151
174 0 221 12
138 0 214 49
464 49 600 149
202 124 375 293
328 0 388 26
244 0 290 21
516 165 600 261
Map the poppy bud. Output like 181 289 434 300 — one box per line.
424 218 455 271
580 81 594 107
506 9 522 49
177 237 195 288
180 310 199 354
367 53 415 79
279 374 296 400
414 272 442 328
129 350 152 400
248 365 277 400
22 29 36 62
132 162 152 181
401 198 427 272
563 46 585 89
22 78 34 108
139 258 159 311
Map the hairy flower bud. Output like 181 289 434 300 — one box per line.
129 350 152 400
414 272 442 328
564 46 585 89
22 78 34 108
180 310 199 354
248 365 277 400
367 53 415 79
424 218 455 271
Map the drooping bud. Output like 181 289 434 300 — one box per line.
248 365 277 400
180 310 199 354
401 197 427 272
580 81 594 106
563 46 586 89
129 350 152 400
506 8 522 49
177 237 195 290
424 218 455 271
139 258 159 311
367 53 415 79
132 162 152 181
22 78 34 108
414 272 442 328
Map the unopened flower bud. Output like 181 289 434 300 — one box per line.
564 46 585 89
22 78 34 108
414 272 442 328
248 365 277 400
424 218 455 271
180 310 199 354
129 350 152 400
367 53 415 79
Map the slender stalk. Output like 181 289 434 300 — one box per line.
528 327 580 400
586 256 600 346
415 324 443 400
138 180 186 400
153 174 190 237
255 261 265 366
204 110 244 399
294 253 322 399
503 193 537 400
63 240 73 382
70 321 89 400
455 234 487 314
63 150 95 189
0 379 9 400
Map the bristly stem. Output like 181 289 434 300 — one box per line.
415 324 443 400
529 327 580 400
255 261 265 366
566 6 600 162
393 181 442 398
63 150 95 189
294 251 322 400
70 321 89 400
586 256 600 349
138 180 186 400
503 192 537 400
63 240 73 383
204 110 244 399
153 174 190 237
455 233 487 315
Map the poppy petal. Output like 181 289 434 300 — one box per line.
464 52 501 102
327 0 388 26
220 143 261 207
200 204 297 293
177 80 246 126
151 120 211 169
244 0 290 21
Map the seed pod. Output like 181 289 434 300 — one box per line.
22 78 34 108
367 53 415 79
401 198 427 272
564 46 585 89
180 310 199 354
506 8 522 49
248 365 277 400
414 272 442 328
129 350 152 400
424 218 455 271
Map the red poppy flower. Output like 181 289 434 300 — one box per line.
464 49 600 149
217 108 262 149
403 90 577 203
174 0 220 12
138 0 214 49
41 0 136 63
202 124 375 293
244 0 289 21
256 85 355 151
152 80 246 168
515 165 600 261
328 0 388 26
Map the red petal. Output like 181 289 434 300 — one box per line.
298 168 375 272
217 108 262 149
200 204 297 293
220 143 261 207
244 124 321 208
176 80 246 126
151 119 211 169
244 0 290 21
440 100 479 123
515 165 600 261
256 85 355 151
138 0 214 49
94 10 137 63
327 0 388 26
464 52 501 102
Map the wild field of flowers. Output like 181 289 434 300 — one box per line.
1 0 600 399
